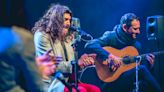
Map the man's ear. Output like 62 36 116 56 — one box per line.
122 24 127 32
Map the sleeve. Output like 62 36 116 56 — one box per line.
34 31 52 56
34 31 72 74
85 31 112 61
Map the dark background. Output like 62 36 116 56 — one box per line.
1 0 164 91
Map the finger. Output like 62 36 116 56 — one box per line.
36 55 51 63
146 55 151 61
55 60 62 65
43 61 54 66
149 54 155 59
113 67 117 71
55 56 63 59
78 60 85 68
147 56 153 64
111 65 115 70
85 58 92 64
86 58 92 65
52 56 63 65
118 60 122 66
149 58 154 65
88 53 97 59
84 59 90 65
111 65 116 71
87 60 93 65
54 56 63 62
113 62 117 66
83 62 87 66
44 48 53 55
55 62 60 65
82 57 94 66
53 57 62 64
81 54 88 58
89 58 95 65
88 58 94 65
115 64 119 68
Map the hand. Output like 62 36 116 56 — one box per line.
78 53 96 68
35 49 56 79
53 55 63 65
146 54 155 68
108 54 122 71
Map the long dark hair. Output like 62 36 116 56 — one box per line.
32 4 72 41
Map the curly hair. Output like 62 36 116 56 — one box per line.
32 4 72 41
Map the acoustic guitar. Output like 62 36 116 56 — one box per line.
85 46 164 83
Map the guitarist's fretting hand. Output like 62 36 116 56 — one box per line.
108 54 122 71
146 54 155 68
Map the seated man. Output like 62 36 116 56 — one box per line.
83 13 162 92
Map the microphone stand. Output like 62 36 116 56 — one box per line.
70 31 93 92
133 56 142 92
71 38 79 92
49 72 72 92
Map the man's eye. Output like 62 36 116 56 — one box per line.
133 28 139 30
134 28 137 30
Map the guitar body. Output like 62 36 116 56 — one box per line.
95 46 139 82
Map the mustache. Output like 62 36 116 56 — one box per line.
63 25 70 29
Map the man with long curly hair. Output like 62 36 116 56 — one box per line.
32 4 100 92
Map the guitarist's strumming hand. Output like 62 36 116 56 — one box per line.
146 54 155 68
108 54 122 71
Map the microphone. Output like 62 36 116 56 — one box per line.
123 56 142 64
54 72 72 89
48 72 72 92
69 26 93 42
69 26 87 35
70 17 93 42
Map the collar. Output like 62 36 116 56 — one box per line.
115 25 136 45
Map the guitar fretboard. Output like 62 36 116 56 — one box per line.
123 51 164 64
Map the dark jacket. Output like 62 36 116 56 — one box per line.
85 24 141 61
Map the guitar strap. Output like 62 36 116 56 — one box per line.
49 35 56 55
49 35 68 61
61 41 68 61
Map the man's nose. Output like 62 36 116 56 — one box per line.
136 30 140 34
66 20 71 25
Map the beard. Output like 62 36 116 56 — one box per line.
63 24 70 30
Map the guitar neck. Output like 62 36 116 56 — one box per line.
123 51 164 64
141 51 164 58
152 51 164 56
